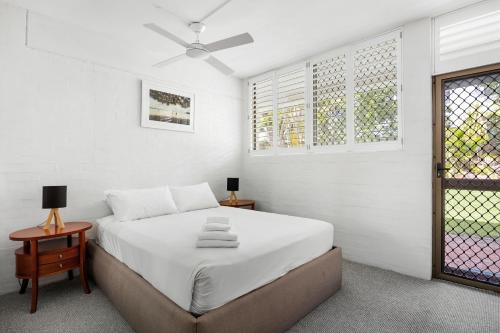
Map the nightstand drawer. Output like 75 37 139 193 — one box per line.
39 245 79 265
39 257 79 276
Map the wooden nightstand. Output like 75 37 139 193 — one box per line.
9 222 92 313
219 199 256 210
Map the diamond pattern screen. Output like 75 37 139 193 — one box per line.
277 68 306 148
312 54 347 146
444 72 500 180
442 71 500 286
251 77 273 151
353 37 399 143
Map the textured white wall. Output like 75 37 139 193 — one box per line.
241 19 433 280
0 3 243 294
0 1 433 297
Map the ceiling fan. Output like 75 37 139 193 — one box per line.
144 1 254 75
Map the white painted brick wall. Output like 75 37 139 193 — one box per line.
0 2 434 296
0 3 243 295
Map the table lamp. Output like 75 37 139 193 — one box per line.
42 186 67 230
227 178 239 204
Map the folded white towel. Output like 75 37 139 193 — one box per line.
206 216 229 224
203 223 231 232
198 231 238 241
196 240 239 248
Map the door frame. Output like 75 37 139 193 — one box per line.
432 62 500 293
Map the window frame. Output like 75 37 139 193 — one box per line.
248 29 403 156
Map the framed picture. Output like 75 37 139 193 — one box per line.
141 81 195 132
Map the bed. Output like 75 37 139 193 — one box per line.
88 206 342 333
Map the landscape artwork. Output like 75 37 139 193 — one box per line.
141 81 195 132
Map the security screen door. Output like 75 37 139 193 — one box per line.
433 63 499 292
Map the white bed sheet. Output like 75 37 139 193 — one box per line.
95 206 334 314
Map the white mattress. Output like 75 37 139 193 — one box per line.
95 206 333 314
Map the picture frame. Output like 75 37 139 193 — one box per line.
141 80 195 132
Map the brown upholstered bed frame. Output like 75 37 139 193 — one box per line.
87 240 342 333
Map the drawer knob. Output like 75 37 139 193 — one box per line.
58 254 63 259
59 264 63 268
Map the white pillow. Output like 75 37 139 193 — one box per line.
170 182 220 213
104 186 178 221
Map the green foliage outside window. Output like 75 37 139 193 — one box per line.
354 87 398 143
254 111 273 150
445 80 499 179
277 105 305 148
313 96 347 146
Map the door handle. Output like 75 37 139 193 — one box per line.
436 163 450 178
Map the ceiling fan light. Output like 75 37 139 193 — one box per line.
186 47 210 60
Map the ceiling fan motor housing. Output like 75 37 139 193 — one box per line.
189 22 206 34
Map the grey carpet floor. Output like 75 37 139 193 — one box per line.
0 261 498 333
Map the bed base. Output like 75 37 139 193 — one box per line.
87 240 342 333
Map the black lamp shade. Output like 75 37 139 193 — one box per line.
42 186 67 209
227 178 239 191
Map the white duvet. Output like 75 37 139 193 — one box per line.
95 206 334 314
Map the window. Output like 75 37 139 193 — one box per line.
248 30 402 155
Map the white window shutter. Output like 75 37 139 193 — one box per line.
250 77 274 151
353 34 400 144
276 67 306 149
311 53 348 147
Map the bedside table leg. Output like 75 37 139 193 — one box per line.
20 242 30 294
79 231 91 294
67 235 74 280
19 279 29 294
30 240 38 313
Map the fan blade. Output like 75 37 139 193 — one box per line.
205 33 254 52
152 4 191 26
153 54 186 68
198 0 233 22
205 56 234 75
144 23 189 48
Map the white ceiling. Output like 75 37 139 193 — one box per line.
7 0 484 78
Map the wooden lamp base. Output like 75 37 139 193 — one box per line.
229 191 238 204
42 208 65 230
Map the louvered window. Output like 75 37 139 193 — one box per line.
439 10 500 61
312 53 347 146
248 30 402 155
353 36 400 143
434 1 500 74
277 68 306 148
250 77 273 151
